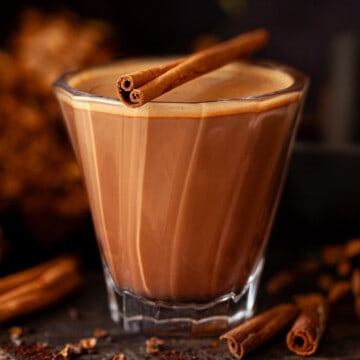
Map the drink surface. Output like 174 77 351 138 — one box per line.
70 59 294 103
56 59 303 302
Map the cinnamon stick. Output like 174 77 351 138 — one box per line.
0 255 77 295
351 268 360 318
117 28 269 107
220 304 299 359
286 293 328 356
118 58 182 92
0 273 81 323
0 255 82 323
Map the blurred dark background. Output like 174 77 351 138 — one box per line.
1 0 360 124
0 0 360 269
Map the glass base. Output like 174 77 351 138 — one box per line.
103 258 264 337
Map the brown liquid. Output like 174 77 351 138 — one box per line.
56 59 304 302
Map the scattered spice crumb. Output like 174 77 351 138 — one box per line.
57 337 101 359
93 328 110 338
8 327 23 340
36 341 49 348
57 344 72 360
209 341 218 348
57 343 82 359
79 337 97 350
145 337 165 354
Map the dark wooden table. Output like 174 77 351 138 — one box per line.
0 241 359 360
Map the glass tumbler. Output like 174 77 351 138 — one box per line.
54 58 308 336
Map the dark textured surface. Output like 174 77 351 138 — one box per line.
0 241 359 360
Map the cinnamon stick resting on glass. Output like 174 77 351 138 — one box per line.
117 28 269 107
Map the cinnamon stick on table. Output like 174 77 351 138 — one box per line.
286 293 328 356
117 28 269 108
0 255 82 323
0 255 76 295
220 304 299 359
351 268 360 318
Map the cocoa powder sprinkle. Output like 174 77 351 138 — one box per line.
0 341 56 360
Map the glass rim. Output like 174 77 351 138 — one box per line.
53 58 309 106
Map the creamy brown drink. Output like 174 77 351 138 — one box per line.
54 58 307 332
